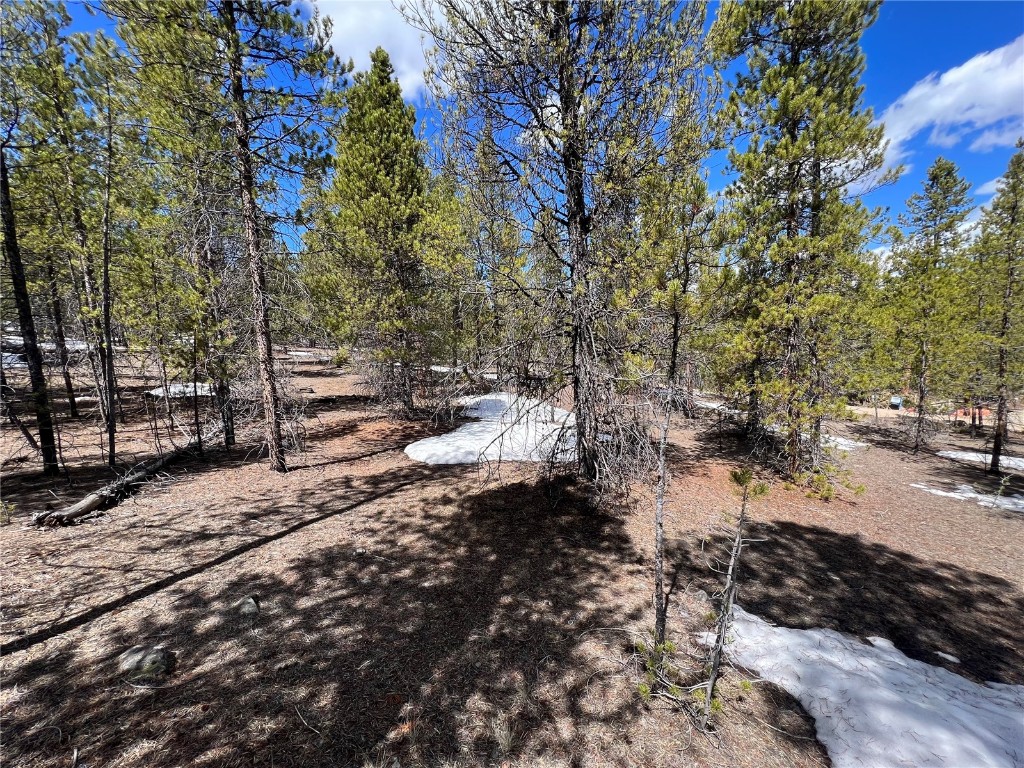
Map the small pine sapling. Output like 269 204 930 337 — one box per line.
702 467 767 730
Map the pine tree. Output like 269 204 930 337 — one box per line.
975 140 1023 473
406 0 708 486
305 48 432 411
713 0 890 480
106 0 341 470
1 1 64 476
890 157 973 452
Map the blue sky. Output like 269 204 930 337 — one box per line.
69 0 1024 232
310 1 1023 221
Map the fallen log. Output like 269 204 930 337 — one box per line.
33 438 203 527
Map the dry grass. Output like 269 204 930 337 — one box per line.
2 360 1021 767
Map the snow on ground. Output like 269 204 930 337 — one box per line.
405 392 575 465
38 339 89 353
2 352 27 369
910 483 1024 513
821 434 869 451
711 606 1024 768
939 450 1024 472
146 383 215 398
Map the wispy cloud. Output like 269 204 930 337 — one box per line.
878 34 1024 170
315 0 432 100
975 176 1003 197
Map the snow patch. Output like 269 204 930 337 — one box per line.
404 392 575 465
146 383 215 398
709 606 1024 768
821 434 869 451
910 482 1024 513
2 352 27 369
936 651 961 664
938 450 1024 472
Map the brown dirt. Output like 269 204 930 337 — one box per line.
2 361 1022 767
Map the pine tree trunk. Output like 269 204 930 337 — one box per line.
914 340 928 453
554 2 598 483
43 250 78 417
50 75 110 424
1 151 59 476
223 0 285 472
653 397 671 647
990 262 1014 473
201 236 235 449
101 81 117 468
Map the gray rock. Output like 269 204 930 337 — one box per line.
117 645 175 680
234 595 260 616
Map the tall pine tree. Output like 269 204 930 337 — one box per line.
305 48 456 411
713 0 890 479
975 140 1023 473
889 157 973 451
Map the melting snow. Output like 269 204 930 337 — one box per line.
821 434 869 451
938 450 1024 472
405 392 575 465
146 382 215 398
2 352 27 369
710 606 1024 768
910 483 1024 513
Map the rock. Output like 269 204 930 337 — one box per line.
354 547 367 557
117 645 175 680
234 595 260 616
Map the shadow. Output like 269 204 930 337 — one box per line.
2 472 647 767
671 521 1024 685
1 463 450 656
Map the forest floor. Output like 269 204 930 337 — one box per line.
2 356 1023 768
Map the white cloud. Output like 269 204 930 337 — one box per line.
970 123 1023 152
975 176 1003 197
878 34 1024 169
314 0 432 100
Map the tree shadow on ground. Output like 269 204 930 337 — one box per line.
670 520 1024 685
3 470 647 767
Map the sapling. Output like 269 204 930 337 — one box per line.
702 467 767 729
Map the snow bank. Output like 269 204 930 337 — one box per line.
911 483 1024 513
146 382 215 398
405 392 575 465
939 450 1024 472
712 606 1024 768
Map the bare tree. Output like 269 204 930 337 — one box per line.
406 0 709 487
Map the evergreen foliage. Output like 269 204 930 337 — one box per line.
712 0 890 479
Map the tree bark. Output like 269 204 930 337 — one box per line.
653 396 671 647
42 250 78 416
1 150 59 475
49 68 110 425
101 79 117 467
553 1 598 483
223 0 285 471
914 339 928 453
990 259 1015 473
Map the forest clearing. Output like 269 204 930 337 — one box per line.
3 0 1024 766
2 353 1023 767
